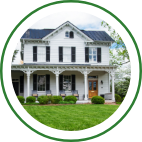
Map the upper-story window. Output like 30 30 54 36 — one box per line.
38 47 46 62
65 31 74 38
89 47 97 62
63 47 71 62
65 31 69 37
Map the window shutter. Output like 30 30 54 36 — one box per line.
85 47 89 62
59 47 63 62
20 75 24 93
46 46 50 62
97 48 101 63
71 47 76 62
72 75 76 90
33 46 37 62
33 74 37 90
59 75 63 90
70 31 74 38
46 74 50 90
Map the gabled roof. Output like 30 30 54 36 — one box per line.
21 21 114 42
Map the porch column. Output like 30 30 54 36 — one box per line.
27 73 30 97
108 73 110 92
84 71 88 100
56 74 59 96
111 72 115 101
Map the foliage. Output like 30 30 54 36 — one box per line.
115 94 122 102
116 102 122 105
17 96 25 104
114 77 130 98
47 96 53 101
101 21 130 66
64 95 77 103
51 96 63 104
12 49 19 62
58 101 75 104
91 96 105 104
37 95 49 104
26 96 36 103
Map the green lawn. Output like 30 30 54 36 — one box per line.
23 104 119 131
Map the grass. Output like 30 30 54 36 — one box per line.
116 102 122 104
23 104 119 131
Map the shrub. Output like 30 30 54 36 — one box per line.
26 96 36 103
22 103 40 105
51 96 63 104
115 94 122 102
123 97 125 101
17 96 25 103
37 95 49 104
47 96 53 101
91 96 105 104
64 95 77 103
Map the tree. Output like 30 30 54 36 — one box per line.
12 49 19 62
101 21 130 66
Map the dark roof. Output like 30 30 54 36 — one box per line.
21 23 114 42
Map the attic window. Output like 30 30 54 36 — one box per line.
65 31 69 37
65 31 74 38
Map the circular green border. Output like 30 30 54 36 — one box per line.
0 0 142 141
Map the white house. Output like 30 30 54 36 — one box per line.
11 21 117 101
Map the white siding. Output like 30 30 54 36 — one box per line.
23 26 109 65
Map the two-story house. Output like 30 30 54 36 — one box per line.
11 21 117 101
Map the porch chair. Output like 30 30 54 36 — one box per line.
72 90 79 100
32 90 38 100
59 90 66 99
46 90 52 96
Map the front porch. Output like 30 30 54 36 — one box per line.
11 64 117 101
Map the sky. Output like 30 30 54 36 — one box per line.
13 11 112 64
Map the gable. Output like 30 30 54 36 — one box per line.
45 26 89 41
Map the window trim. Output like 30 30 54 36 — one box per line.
63 75 72 92
65 31 69 38
37 75 46 91
37 46 46 62
63 46 71 62
89 47 97 63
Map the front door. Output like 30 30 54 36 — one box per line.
89 80 98 98
12 82 19 96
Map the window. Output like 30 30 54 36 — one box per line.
38 47 46 62
63 47 71 62
65 31 69 37
63 76 71 91
38 75 45 91
65 31 74 38
88 76 98 79
89 47 97 62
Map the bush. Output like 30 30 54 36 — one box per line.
22 103 40 105
64 95 77 103
26 96 36 103
47 96 53 101
122 97 125 101
115 94 122 102
51 96 63 104
17 96 25 103
37 95 49 104
91 96 105 104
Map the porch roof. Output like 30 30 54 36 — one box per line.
11 63 117 68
